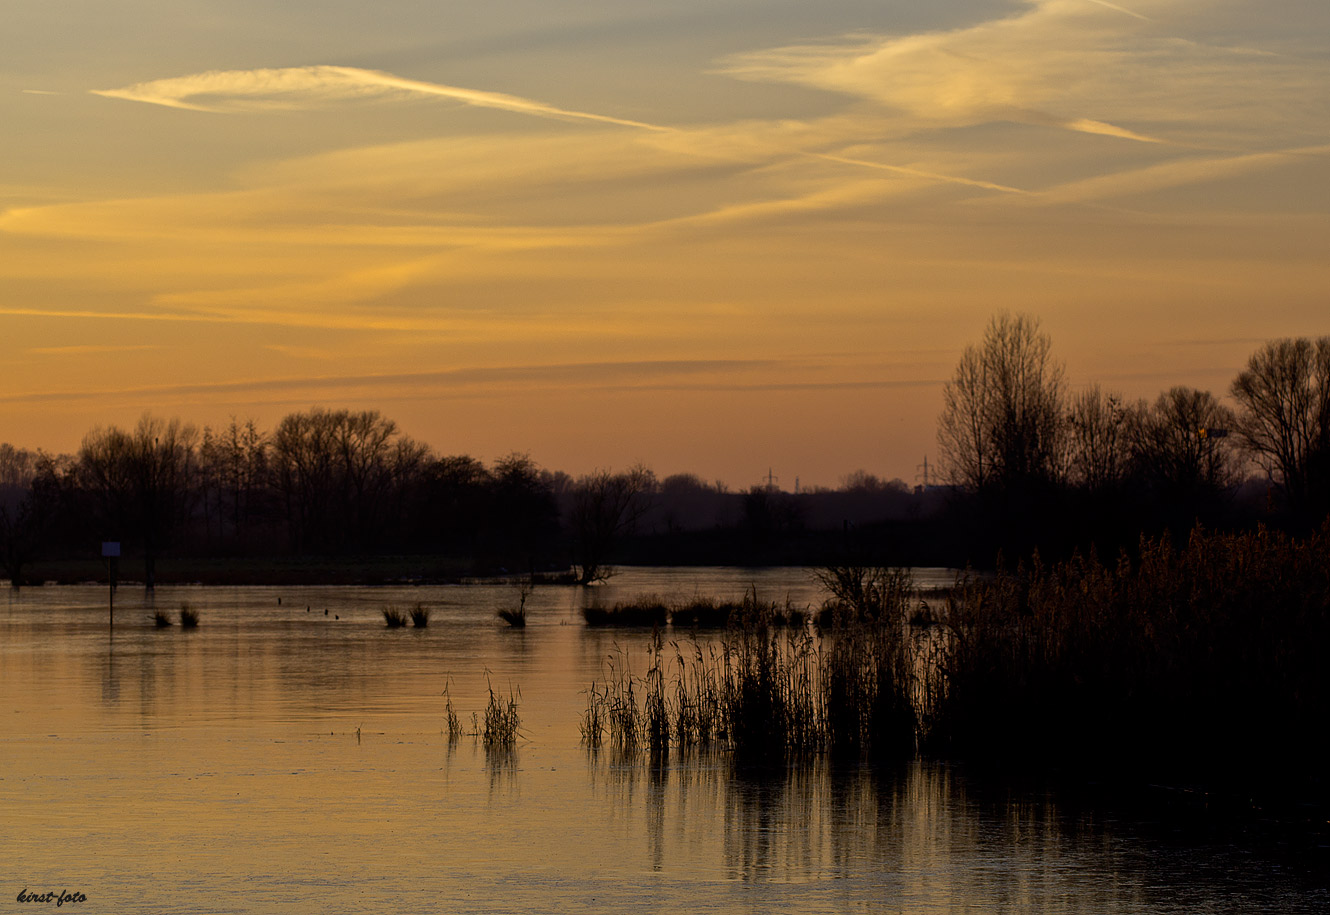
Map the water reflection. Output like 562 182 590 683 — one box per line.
588 753 1329 913
3 580 1327 915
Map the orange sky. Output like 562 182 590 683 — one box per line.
3 0 1328 488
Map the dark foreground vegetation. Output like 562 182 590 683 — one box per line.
586 526 1329 807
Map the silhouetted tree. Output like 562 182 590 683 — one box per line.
1065 385 1130 492
484 453 558 571
78 415 198 589
1231 337 1330 520
937 312 1066 495
200 418 270 548
1127 387 1237 525
0 447 61 585
569 465 655 583
271 408 426 552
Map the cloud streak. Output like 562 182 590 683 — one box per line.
93 65 669 131
717 0 1329 149
0 359 780 405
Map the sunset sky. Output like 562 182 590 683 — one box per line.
3 0 1328 488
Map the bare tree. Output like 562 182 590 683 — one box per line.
1231 337 1330 513
200 418 269 546
937 312 1066 494
570 465 656 583
270 408 427 552
1128 387 1238 494
79 415 198 589
1065 385 1130 491
0 447 60 586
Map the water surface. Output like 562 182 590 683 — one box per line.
2 569 1324 913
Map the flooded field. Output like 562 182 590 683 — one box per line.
2 569 1325 913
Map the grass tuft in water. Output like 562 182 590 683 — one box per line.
443 687 464 743
409 603 430 628
482 681 522 748
153 610 173 628
179 604 199 628
383 606 408 628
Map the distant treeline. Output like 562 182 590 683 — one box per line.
1 320 1326 584
0 410 947 586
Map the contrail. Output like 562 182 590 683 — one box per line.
1083 0 1153 21
93 65 670 131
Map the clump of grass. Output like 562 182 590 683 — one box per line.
669 597 741 629
179 604 199 628
580 682 607 748
498 581 529 628
153 610 173 628
382 606 408 628
482 682 522 748
443 687 464 742
582 595 669 627
409 603 430 628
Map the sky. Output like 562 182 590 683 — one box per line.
2 0 1328 489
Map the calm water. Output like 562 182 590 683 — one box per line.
2 568 1325 914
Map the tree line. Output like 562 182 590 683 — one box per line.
0 408 937 586
2 320 1326 584
936 313 1330 559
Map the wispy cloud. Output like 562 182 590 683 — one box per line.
1083 0 1153 22
717 0 1328 149
1035 143 1330 204
93 65 669 131
28 344 161 355
0 359 779 404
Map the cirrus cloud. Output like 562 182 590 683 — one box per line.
93 64 669 131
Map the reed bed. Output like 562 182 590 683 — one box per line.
580 528 1330 798
582 596 669 628
581 583 924 762
932 525 1330 785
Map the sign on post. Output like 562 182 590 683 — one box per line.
102 542 120 624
